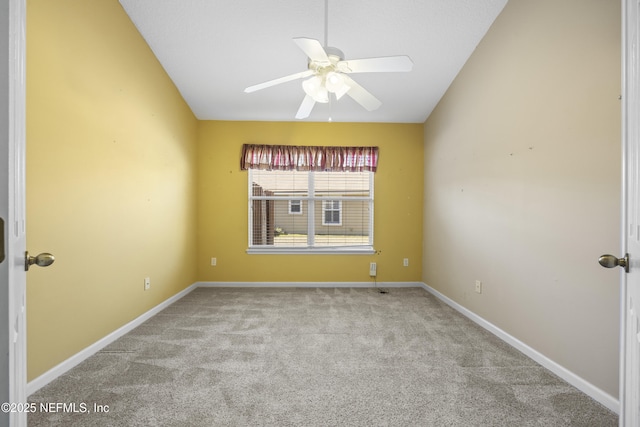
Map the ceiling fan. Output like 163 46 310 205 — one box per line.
243 1 413 120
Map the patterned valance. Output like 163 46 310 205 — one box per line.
240 144 379 172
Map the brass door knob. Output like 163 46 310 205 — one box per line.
598 253 629 273
25 251 55 272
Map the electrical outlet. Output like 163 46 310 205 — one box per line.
475 280 482 294
403 258 409 267
211 257 217 266
369 262 377 277
144 277 151 291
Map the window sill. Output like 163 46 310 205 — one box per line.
247 247 376 255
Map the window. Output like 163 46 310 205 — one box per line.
322 200 342 225
241 144 378 254
288 200 302 215
248 169 374 253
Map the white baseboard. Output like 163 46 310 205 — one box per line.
195 281 423 288
26 283 199 396
419 282 620 415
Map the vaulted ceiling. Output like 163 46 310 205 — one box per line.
119 0 508 123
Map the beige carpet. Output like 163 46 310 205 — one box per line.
28 287 617 426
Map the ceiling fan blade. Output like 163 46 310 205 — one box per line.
244 70 314 93
295 95 316 119
293 37 330 65
341 75 381 111
338 56 413 73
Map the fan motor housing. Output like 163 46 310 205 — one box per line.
324 46 344 62
308 46 344 72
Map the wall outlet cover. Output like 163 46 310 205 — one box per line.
475 280 482 294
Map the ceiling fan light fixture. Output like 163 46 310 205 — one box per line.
325 71 345 93
315 86 329 103
302 76 329 103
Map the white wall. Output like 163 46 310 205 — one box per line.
423 0 621 397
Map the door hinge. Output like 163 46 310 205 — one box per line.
0 217 5 264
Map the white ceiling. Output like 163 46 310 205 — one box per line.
119 0 508 123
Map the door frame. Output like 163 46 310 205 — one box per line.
0 0 11 421
620 0 639 424
1 0 27 426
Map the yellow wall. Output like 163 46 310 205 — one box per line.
197 121 423 283
423 0 621 396
25 1 422 383
26 0 199 380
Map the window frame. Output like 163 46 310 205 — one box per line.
288 199 303 215
247 170 375 255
